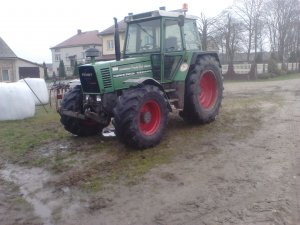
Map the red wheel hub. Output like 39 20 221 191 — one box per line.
198 71 218 109
139 100 161 135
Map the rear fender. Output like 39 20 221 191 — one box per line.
190 52 221 68
186 52 222 84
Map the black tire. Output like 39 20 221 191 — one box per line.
181 56 223 124
113 85 169 149
60 85 103 136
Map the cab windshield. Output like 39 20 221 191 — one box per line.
125 19 161 54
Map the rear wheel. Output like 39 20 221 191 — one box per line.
181 56 223 123
60 85 103 136
113 85 169 149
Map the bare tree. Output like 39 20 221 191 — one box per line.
286 14 300 62
263 0 300 63
233 0 264 62
214 11 244 66
197 13 217 50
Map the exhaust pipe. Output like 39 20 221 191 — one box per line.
114 17 121 61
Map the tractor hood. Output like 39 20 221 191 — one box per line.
79 56 153 94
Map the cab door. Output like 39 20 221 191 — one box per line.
150 18 185 82
162 18 185 82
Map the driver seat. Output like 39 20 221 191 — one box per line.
165 36 177 51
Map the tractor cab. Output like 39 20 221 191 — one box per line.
123 9 201 82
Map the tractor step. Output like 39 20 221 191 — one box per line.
169 98 179 103
164 88 176 93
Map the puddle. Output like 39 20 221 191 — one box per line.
38 140 72 157
1 164 54 225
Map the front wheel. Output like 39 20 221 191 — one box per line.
60 85 104 136
181 56 223 124
113 85 169 149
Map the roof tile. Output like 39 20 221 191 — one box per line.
51 30 101 49
99 20 126 35
0 37 17 58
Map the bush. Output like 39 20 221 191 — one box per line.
58 60 66 78
257 73 271 79
268 58 281 76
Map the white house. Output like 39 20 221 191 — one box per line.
50 30 102 77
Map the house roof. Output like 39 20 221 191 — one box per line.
17 57 44 68
99 20 126 36
51 30 101 49
0 37 17 58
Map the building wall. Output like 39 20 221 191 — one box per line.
0 59 16 82
0 59 44 82
15 59 44 79
51 45 102 77
102 33 125 56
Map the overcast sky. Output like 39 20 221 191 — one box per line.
0 0 233 64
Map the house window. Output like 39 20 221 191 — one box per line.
65 53 69 61
107 40 114 50
2 69 9 81
55 54 61 61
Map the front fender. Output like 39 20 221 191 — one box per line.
123 77 172 111
123 77 162 90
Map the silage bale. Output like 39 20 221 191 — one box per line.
18 78 49 105
0 82 35 121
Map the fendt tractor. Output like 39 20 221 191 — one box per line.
59 5 223 149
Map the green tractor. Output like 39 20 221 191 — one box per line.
59 7 223 149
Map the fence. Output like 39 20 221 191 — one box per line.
222 62 299 79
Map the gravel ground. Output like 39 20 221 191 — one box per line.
1 78 300 225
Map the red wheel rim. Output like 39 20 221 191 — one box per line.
198 71 218 109
139 100 161 135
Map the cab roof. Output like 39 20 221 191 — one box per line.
124 10 197 23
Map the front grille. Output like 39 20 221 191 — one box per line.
101 68 112 88
79 66 100 93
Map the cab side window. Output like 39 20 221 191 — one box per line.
165 20 183 52
184 20 201 50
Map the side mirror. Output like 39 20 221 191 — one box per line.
178 15 185 27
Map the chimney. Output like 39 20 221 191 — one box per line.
77 29 82 34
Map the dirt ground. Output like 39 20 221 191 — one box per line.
1 77 300 225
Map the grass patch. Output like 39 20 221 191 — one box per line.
263 73 300 81
0 106 67 162
111 148 172 183
57 144 174 192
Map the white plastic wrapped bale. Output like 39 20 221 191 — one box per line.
0 82 35 121
18 78 49 105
